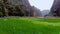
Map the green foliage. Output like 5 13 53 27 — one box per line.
0 17 60 34
0 0 24 17
0 0 34 17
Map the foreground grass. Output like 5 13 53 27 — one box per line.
0 17 60 34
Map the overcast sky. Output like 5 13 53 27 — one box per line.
29 0 54 11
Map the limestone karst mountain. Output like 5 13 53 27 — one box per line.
50 0 60 16
3 0 31 16
0 0 42 17
41 10 50 17
31 6 42 17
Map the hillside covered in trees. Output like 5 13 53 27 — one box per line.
0 0 42 17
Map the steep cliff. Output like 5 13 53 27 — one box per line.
30 6 42 17
50 0 60 16
0 0 32 17
0 0 42 17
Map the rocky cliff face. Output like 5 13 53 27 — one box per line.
50 0 60 16
0 0 42 17
0 0 32 17
31 6 42 17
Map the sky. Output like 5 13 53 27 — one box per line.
29 0 54 11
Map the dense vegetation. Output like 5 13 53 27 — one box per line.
0 17 60 34
0 0 34 17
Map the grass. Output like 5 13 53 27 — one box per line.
0 17 60 34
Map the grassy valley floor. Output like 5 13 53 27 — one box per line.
0 17 60 34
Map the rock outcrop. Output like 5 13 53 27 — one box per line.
50 0 60 16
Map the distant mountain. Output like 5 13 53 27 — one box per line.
41 10 50 17
30 6 42 17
